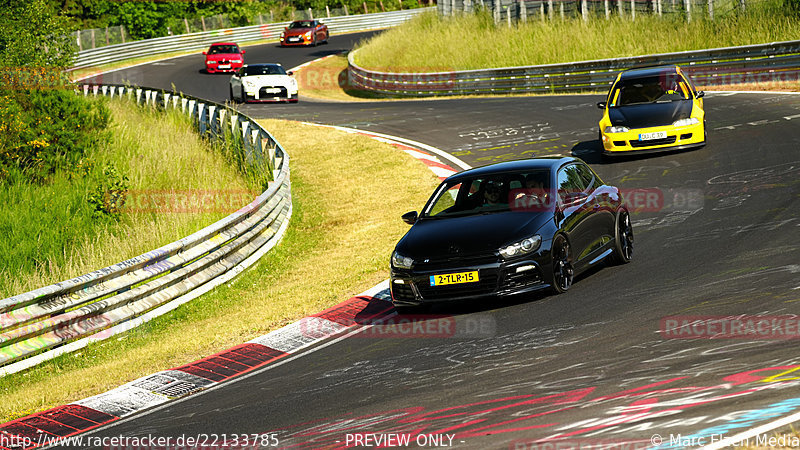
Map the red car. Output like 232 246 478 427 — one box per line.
280 20 329 47
203 42 245 74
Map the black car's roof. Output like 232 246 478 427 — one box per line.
447 157 575 182
244 63 283 68
619 65 680 80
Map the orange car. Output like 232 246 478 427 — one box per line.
280 20 329 47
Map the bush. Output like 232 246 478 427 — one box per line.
0 90 110 184
88 164 129 218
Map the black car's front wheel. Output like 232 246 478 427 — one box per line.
549 234 574 294
611 209 634 264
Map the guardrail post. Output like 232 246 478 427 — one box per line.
198 103 208 135
618 0 623 17
506 5 511 25
252 129 264 166
519 1 527 21
581 0 588 20
708 0 713 20
560 1 564 19
631 0 635 20
181 97 188 113
163 93 171 109
493 0 500 22
208 105 217 137
605 0 610 18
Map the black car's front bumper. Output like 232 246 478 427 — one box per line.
390 257 550 307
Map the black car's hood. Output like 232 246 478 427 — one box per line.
609 100 693 128
396 212 552 258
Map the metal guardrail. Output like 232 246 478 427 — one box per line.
347 39 800 96
0 85 292 376
71 8 432 71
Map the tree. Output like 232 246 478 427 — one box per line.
0 0 76 70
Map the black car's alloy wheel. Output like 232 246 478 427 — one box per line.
550 235 574 294
612 210 634 264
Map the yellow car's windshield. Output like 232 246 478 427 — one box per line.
610 75 690 107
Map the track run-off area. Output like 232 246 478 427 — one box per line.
69 31 800 449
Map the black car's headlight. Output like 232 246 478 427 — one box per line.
604 125 630 133
391 251 414 269
499 235 541 259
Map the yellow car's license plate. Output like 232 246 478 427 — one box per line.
639 131 667 141
430 271 479 286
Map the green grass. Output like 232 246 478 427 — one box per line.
0 98 254 298
0 119 440 423
353 6 800 72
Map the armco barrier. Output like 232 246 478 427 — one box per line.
71 8 431 71
347 39 800 96
0 84 291 376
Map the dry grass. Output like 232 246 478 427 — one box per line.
0 119 440 423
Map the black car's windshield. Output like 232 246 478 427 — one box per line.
243 65 286 76
610 75 691 107
422 170 553 219
289 21 315 28
208 45 240 54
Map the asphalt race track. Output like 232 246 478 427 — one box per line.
76 33 800 449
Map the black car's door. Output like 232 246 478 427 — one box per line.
555 163 594 271
575 162 616 264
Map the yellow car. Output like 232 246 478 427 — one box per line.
598 65 706 156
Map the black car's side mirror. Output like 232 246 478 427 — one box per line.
597 102 606 109
287 71 294 76
696 91 705 98
401 211 418 225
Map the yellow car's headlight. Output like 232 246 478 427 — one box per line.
604 126 630 133
673 117 700 127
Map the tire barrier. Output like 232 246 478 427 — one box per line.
0 84 292 377
70 8 432 71
346 39 800 96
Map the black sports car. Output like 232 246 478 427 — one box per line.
390 157 633 309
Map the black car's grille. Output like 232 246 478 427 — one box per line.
416 271 499 300
629 136 676 148
503 269 543 291
414 252 499 272
391 282 415 303
259 86 288 98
